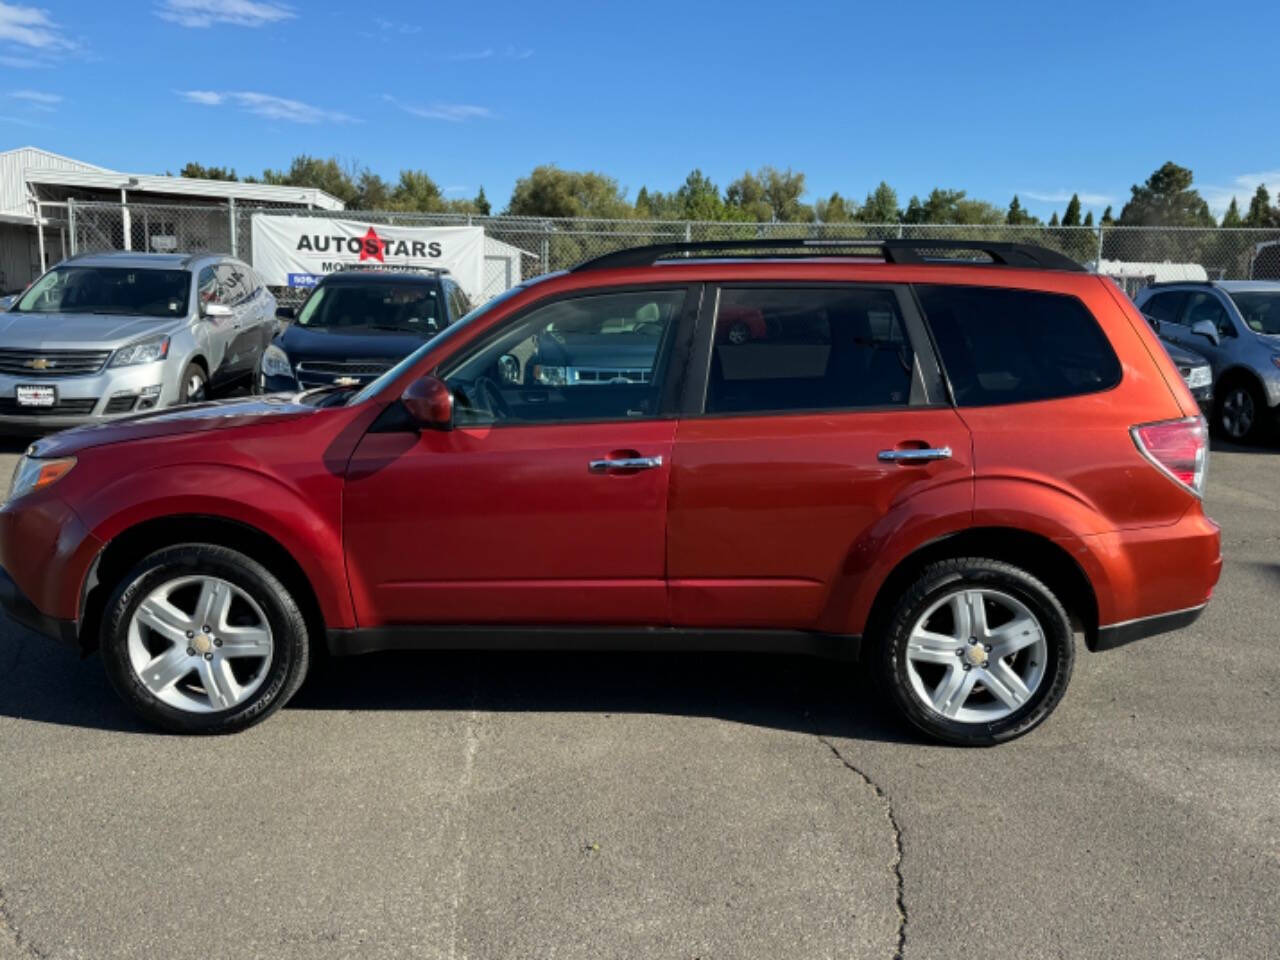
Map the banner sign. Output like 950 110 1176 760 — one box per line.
250 215 485 298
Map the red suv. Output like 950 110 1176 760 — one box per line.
0 240 1222 744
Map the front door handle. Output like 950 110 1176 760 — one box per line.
878 446 952 463
588 455 664 473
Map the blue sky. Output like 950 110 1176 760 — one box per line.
1 0 1277 219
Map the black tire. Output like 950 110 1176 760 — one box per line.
1214 377 1268 444
875 558 1074 747
100 544 310 734
178 361 208 404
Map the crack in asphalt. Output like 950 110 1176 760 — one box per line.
816 737 907 960
0 887 48 960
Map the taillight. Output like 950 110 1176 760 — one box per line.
1131 417 1208 497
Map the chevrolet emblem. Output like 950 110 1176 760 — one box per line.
26 357 52 371
334 376 360 387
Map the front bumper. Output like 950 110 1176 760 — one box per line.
0 564 77 645
0 364 172 433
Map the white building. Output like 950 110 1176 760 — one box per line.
0 146 344 291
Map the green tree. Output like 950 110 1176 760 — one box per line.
1006 194 1039 225
1048 211 1060 227
388 170 444 211
1062 193 1082 227
261 155 361 205
1243 185 1277 228
1221 197 1243 228
506 165 632 219
1100 205 1114 226
354 171 391 209
1118 162 1214 226
903 188 1003 225
179 162 239 181
1083 210 1094 228
815 191 857 223
675 169 726 221
725 166 812 222
858 181 900 223
473 186 491 216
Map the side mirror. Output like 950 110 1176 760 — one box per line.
401 375 453 430
1190 319 1220 346
497 354 521 385
203 302 233 319
276 306 296 321
1142 313 1160 333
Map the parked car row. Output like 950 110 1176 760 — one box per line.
0 239 1222 746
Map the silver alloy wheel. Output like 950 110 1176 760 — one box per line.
905 588 1048 724
126 575 274 714
1220 387 1254 439
186 372 207 403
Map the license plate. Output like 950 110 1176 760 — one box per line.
16 385 56 408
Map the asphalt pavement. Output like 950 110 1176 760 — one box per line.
0 437 1276 960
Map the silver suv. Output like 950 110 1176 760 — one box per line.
1134 280 1280 442
0 252 276 433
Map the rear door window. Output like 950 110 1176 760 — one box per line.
704 286 916 414
915 285 1121 406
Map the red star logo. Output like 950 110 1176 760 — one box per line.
359 226 387 263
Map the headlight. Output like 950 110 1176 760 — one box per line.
1185 365 1212 390
7 455 76 502
110 335 170 367
261 344 293 379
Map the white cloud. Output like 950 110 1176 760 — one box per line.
179 89 356 124
384 95 493 122
1023 189 1115 207
1200 170 1280 216
9 88 60 104
374 17 421 35
156 0 294 28
0 2 73 49
447 45 532 62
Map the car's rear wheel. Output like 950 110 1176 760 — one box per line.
876 558 1074 746
101 544 310 734
1216 378 1265 443
178 362 208 404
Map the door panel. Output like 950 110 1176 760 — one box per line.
667 409 972 630
344 421 675 626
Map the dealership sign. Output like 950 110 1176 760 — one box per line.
250 215 484 297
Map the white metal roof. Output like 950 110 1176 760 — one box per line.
23 166 345 210
1094 259 1209 282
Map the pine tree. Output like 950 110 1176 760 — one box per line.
1100 206 1115 226
1244 185 1277 227
1221 197 1243 228
1083 211 1094 227
1062 193 1082 227
1049 211 1060 227
474 186 490 216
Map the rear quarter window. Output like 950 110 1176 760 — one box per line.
915 285 1121 406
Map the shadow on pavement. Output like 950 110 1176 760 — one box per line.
0 622 921 745
1211 437 1279 455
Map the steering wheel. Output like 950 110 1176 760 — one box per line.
473 375 510 421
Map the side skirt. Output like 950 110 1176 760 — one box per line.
326 625 862 660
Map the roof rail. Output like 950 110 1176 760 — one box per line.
571 238 1085 273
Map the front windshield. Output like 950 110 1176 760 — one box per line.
14 266 191 318
297 283 442 332
1228 292 1280 335
346 277 556 406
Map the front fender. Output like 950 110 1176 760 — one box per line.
72 461 354 630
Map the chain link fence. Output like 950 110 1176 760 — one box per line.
39 199 1280 306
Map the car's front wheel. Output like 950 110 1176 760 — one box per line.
101 544 310 734
1215 378 1266 443
178 362 208 405
876 558 1074 746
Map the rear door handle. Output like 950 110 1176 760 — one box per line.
589 455 664 473
878 446 952 463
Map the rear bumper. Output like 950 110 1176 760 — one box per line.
1094 603 1206 651
0 564 77 645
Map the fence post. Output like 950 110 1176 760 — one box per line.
120 190 132 251
67 198 77 255
228 198 238 258
541 220 551 271
34 201 46 273
685 222 692 243
1095 226 1105 271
